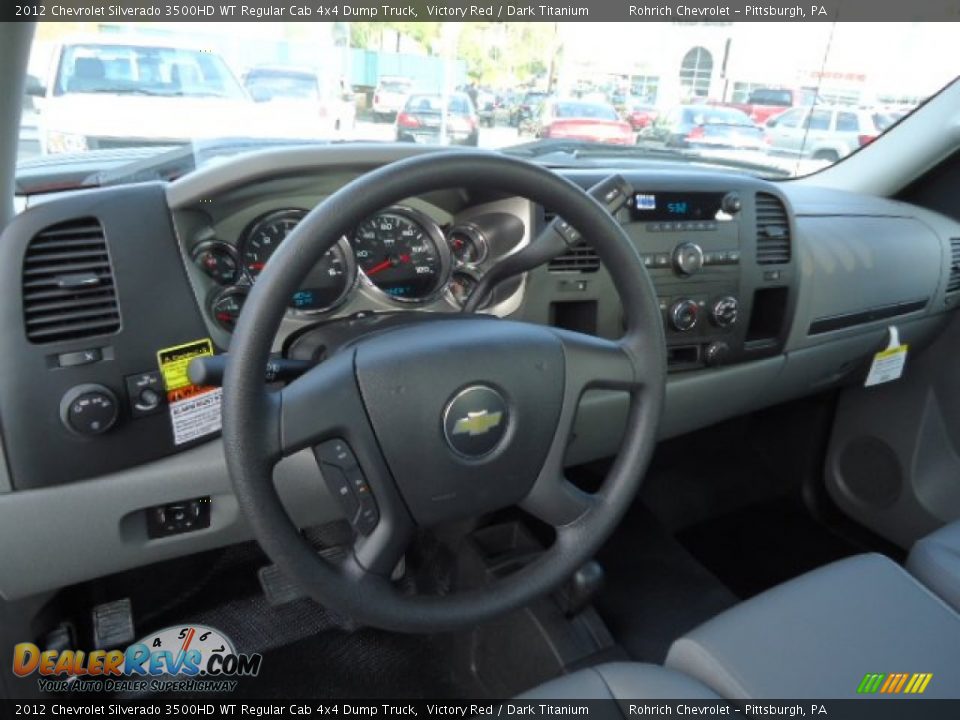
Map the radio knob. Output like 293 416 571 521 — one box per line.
721 192 742 215
669 299 700 332
60 384 119 436
673 242 704 276
705 341 731 367
711 296 739 327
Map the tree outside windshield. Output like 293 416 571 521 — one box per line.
18 21 958 177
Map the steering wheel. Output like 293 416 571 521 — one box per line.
222 152 666 632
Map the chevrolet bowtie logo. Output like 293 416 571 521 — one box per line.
451 410 503 437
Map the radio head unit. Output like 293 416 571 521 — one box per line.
631 191 739 222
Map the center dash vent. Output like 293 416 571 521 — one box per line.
755 193 791 265
948 238 960 293
22 218 121 344
543 211 600 273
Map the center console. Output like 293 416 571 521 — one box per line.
543 176 797 371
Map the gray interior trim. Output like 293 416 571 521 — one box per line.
0 441 339 600
666 553 960 698
166 144 468 210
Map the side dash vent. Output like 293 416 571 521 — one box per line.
22 218 121 343
947 238 960 293
755 193 791 265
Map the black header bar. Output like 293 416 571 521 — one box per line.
5 0 960 23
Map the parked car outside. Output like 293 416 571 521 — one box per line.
476 91 497 127
533 99 634 145
626 101 658 131
653 105 766 150
242 65 356 135
764 105 895 161
372 76 413 122
31 37 317 154
510 90 549 127
395 92 479 146
721 86 819 124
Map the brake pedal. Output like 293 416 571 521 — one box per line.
92 598 135 649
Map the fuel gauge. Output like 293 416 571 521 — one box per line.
210 287 248 332
445 270 490 310
193 242 240 285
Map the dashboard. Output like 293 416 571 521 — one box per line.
0 144 958 600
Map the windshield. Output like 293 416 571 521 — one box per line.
17 21 958 183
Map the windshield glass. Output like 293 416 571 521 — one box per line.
17 21 958 183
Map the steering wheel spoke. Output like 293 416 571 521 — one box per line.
551 328 647 396
520 469 599 527
277 348 416 577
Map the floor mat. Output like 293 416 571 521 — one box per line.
595 505 739 664
677 497 861 598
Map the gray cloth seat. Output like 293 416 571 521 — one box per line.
519 662 720 700
665 553 960 698
907 519 960 612
520 554 960 699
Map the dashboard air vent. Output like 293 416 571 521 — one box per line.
755 193 791 265
548 241 600 273
22 218 121 343
543 211 600 273
948 238 960 293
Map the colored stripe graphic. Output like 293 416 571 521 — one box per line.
857 672 932 694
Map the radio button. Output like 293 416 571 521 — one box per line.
673 242 704 276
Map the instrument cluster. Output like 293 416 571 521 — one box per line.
191 205 498 332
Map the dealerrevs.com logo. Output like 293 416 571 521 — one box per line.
13 624 262 694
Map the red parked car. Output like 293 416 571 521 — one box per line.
626 102 658 131
534 99 634 145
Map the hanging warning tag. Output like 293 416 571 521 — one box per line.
865 326 908 387
157 339 222 445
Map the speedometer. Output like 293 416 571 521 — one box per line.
351 208 450 302
240 209 356 314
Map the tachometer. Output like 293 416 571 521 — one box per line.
351 207 450 302
240 209 356 313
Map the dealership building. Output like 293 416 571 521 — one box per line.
560 22 952 108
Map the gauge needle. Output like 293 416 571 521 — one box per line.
248 262 266 271
366 254 410 276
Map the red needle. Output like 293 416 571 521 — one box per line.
248 262 266 271
366 254 410 276
365 259 392 276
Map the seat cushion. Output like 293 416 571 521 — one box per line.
666 554 960 698
519 662 720 700
907 519 960 612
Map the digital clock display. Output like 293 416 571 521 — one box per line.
631 191 727 221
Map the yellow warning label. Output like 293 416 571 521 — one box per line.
157 339 214 393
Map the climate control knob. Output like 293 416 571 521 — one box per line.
60 384 119 436
669 299 700 332
705 341 731 367
710 296 739 327
673 242 704 276
721 192 742 215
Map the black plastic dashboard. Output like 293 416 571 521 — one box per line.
0 145 958 600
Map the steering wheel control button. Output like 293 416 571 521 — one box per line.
60 384 119 436
314 439 379 534
443 385 509 459
146 497 211 538
125 370 166 418
321 463 360 522
669 299 700 332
